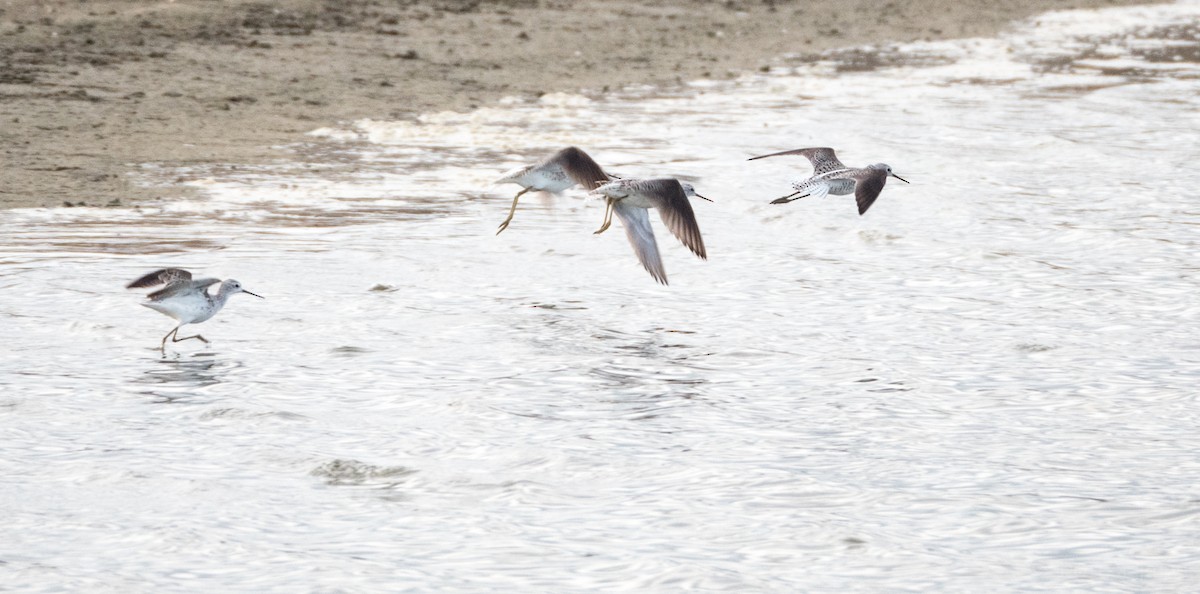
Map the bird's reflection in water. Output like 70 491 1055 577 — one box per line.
135 354 240 403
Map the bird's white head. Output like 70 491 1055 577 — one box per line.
868 163 909 184
679 182 712 202
219 279 264 299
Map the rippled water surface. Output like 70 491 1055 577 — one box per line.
4 3 1200 592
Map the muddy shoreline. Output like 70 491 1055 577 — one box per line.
0 0 1157 209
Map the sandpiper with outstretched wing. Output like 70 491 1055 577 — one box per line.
127 268 263 355
591 178 710 285
749 147 908 215
493 146 616 234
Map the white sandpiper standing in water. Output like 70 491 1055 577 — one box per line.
127 268 263 355
493 146 615 234
591 178 710 285
748 147 909 215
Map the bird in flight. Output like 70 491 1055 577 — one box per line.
749 147 908 215
591 178 710 285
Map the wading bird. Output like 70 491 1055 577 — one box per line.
127 268 262 355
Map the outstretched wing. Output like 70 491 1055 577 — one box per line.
613 201 667 285
127 268 192 289
849 168 889 215
748 147 846 176
633 179 706 260
552 146 614 191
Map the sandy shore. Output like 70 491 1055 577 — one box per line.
0 0 1156 209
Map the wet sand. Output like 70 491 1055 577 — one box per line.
0 0 1157 209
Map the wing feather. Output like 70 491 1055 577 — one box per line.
777 180 832 204
613 201 668 285
748 147 846 176
552 146 613 191
146 278 220 301
849 169 888 215
636 179 706 260
127 268 192 289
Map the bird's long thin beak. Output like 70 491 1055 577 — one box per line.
891 173 910 184
244 290 264 299
694 193 714 202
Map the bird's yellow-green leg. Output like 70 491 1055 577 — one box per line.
160 326 179 355
770 190 804 204
161 326 209 355
175 333 209 345
593 198 615 235
496 188 531 235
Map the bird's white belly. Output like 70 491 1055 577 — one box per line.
143 293 214 324
523 168 574 193
620 194 657 210
825 179 856 195
794 177 855 196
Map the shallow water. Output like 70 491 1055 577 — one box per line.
3 3 1200 592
